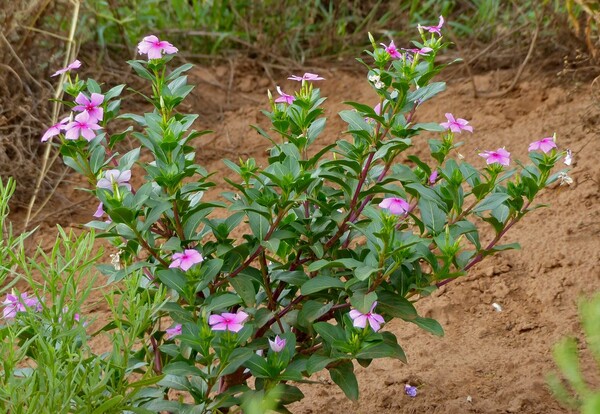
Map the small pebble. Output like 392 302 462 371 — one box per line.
492 302 502 312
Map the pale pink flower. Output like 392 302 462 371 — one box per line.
403 47 433 56
419 16 445 36
379 197 410 215
97 169 132 191
169 249 204 271
528 137 557 153
73 93 105 123
429 170 438 185
274 86 295 104
209 311 249 333
3 292 41 319
440 113 473 133
268 335 287 352
479 148 511 166
349 301 385 332
93 202 105 218
64 112 102 141
137 35 178 60
165 324 182 339
41 117 70 142
380 40 401 59
51 59 82 77
288 72 325 82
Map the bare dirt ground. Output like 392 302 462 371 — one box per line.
28 58 600 413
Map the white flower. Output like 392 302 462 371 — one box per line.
564 149 573 166
557 171 573 186
374 80 385 89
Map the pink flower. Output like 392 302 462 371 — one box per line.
349 301 385 332
379 197 410 215
440 113 473 133
209 311 249 333
51 59 82 77
64 112 102 141
93 202 105 218
169 249 204 271
97 169 132 191
73 93 105 123
429 170 438 185
418 15 445 36
274 86 295 104
403 47 433 56
268 335 287 352
380 40 402 59
137 35 178 60
165 324 182 339
3 292 41 319
528 137 557 153
288 72 325 82
479 148 511 166
41 117 70 142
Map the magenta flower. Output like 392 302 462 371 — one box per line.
97 169 132 191
380 40 402 59
3 292 41 319
169 249 204 271
274 86 295 104
51 59 82 77
268 335 287 352
73 93 105 123
379 197 410 215
440 113 473 133
165 324 182 339
419 15 445 35
429 170 438 185
528 137 557 153
137 35 178 60
64 112 102 141
288 72 325 82
405 384 418 397
209 311 249 333
479 148 511 166
349 301 385 332
41 117 70 142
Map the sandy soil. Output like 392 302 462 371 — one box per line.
32 60 600 413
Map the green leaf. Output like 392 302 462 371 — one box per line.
354 265 379 281
356 332 407 363
278 384 305 405
231 272 257 306
307 354 336 375
473 192 510 213
301 276 344 295
220 348 254 376
244 353 273 378
163 361 206 378
157 374 191 391
376 291 418 320
313 322 345 344
248 211 270 240
339 110 373 134
204 293 242 312
156 269 188 296
349 291 377 314
298 300 333 328
412 316 444 336
418 198 446 234
91 396 124 414
329 361 359 401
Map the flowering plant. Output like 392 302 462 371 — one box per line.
32 22 570 411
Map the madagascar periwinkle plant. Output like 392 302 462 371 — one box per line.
31 19 572 412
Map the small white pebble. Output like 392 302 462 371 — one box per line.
492 302 502 312
467 396 473 403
